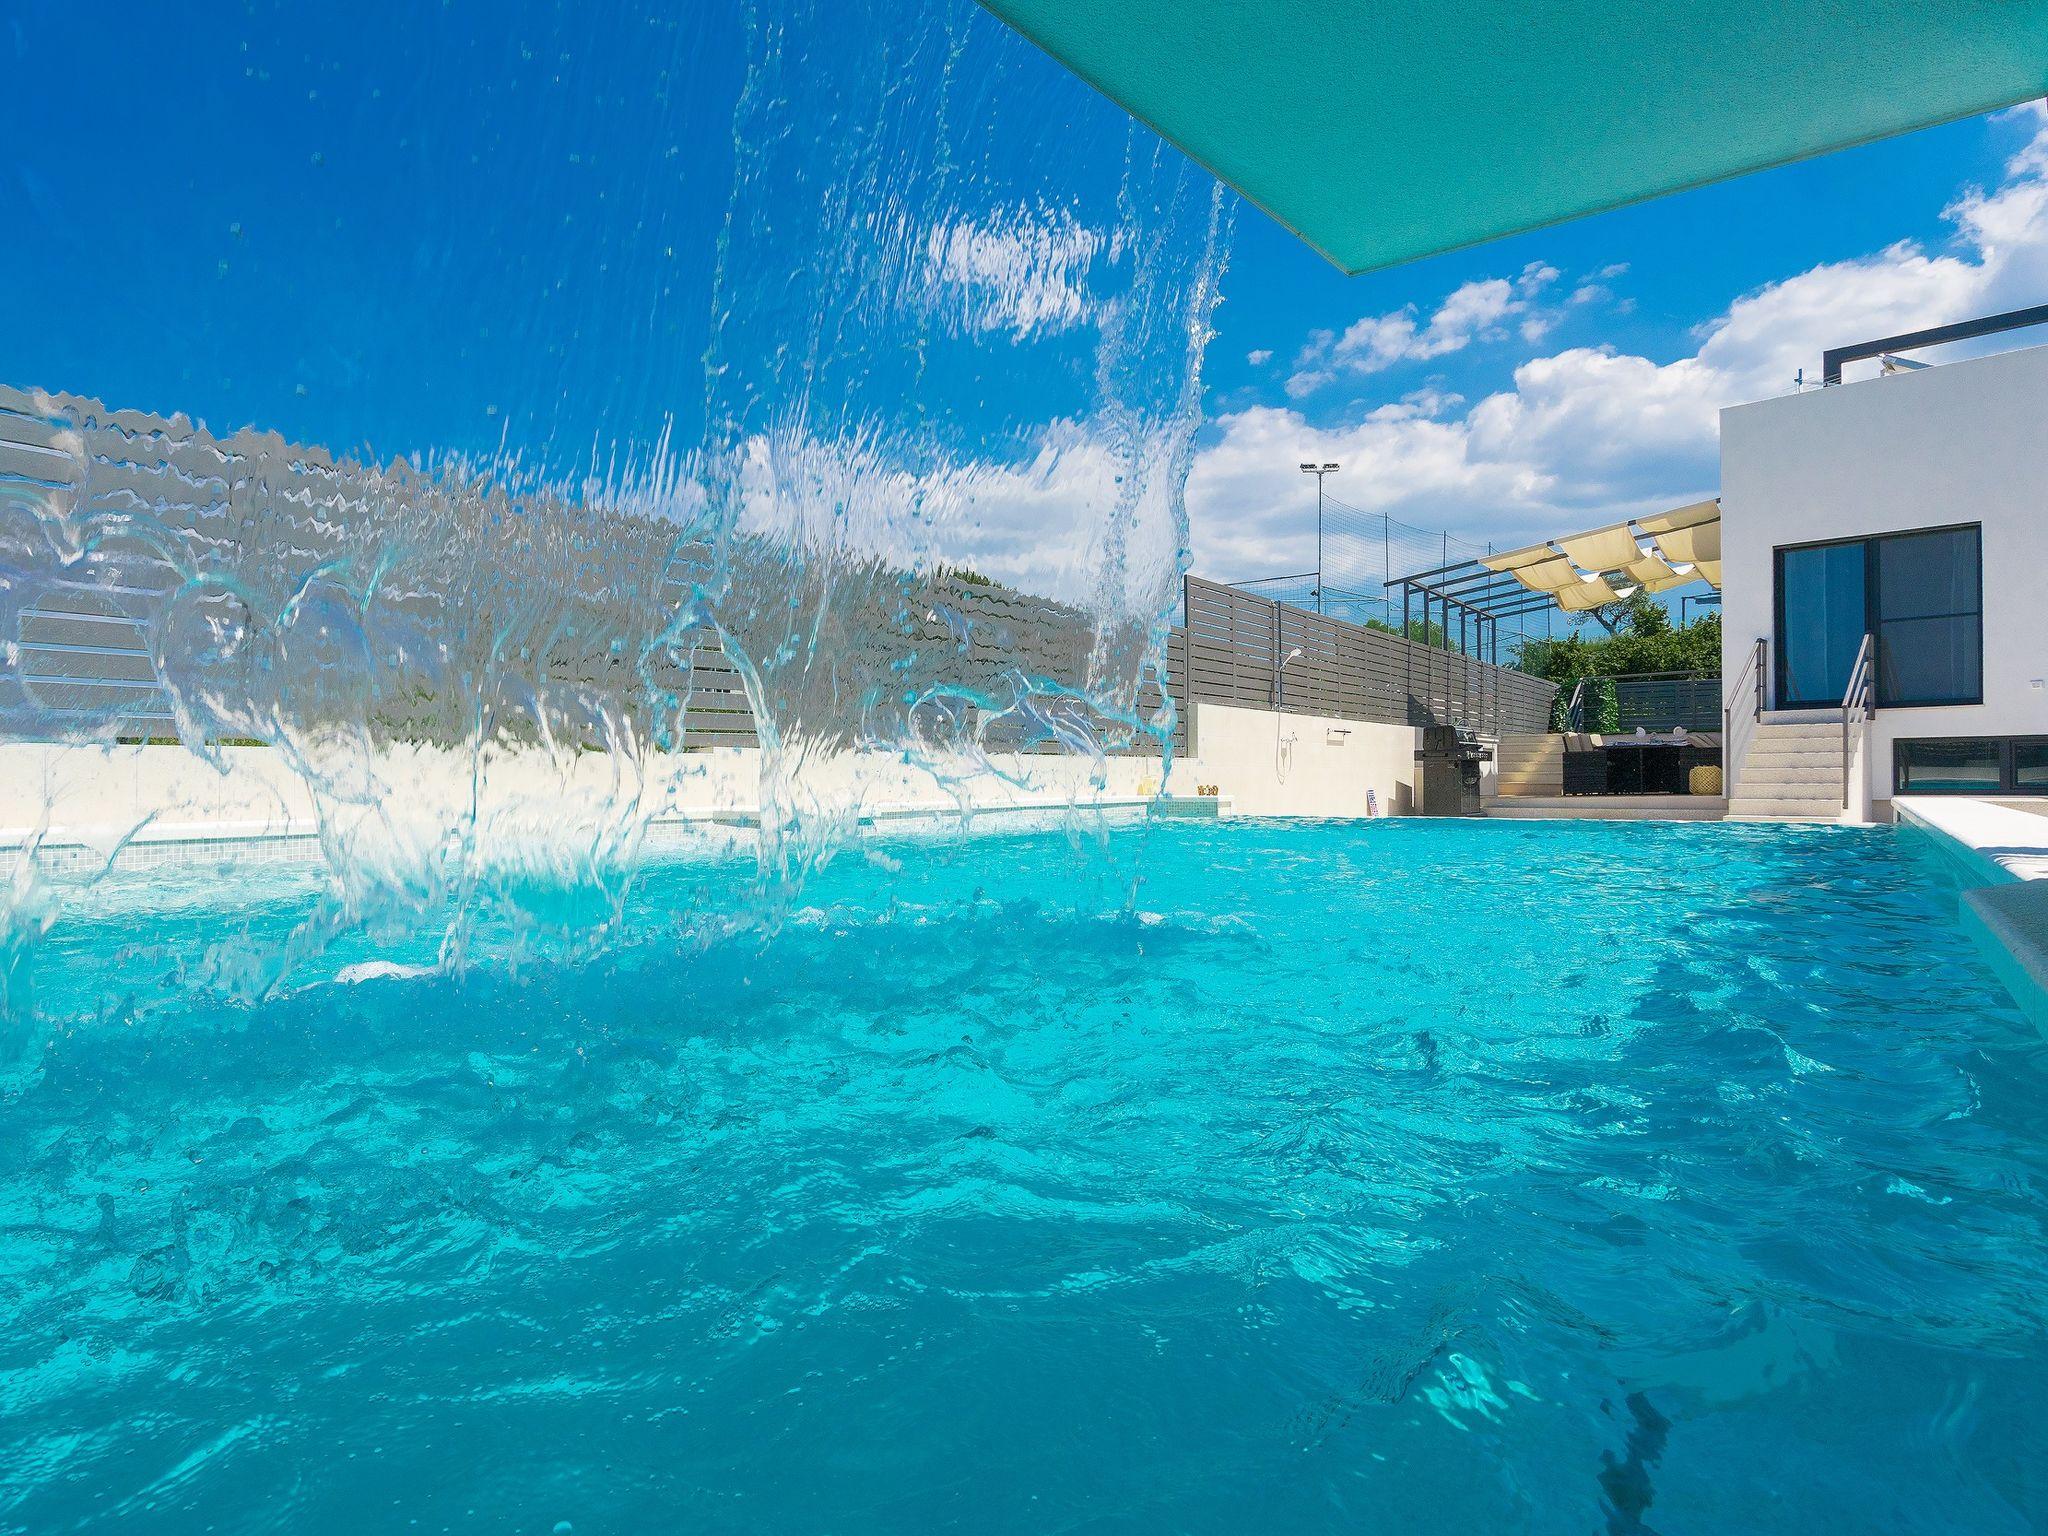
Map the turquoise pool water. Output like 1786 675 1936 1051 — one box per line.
3 817 2044 1532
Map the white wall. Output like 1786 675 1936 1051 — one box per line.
1 704 1422 854
1184 702 1417 817
0 741 1153 854
1720 343 2048 812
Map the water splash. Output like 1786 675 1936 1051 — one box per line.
0 0 1228 1012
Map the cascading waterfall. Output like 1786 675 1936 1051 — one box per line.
0 0 1228 1014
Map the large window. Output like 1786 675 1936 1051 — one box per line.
1874 526 1981 706
2017 740 2048 795
1894 738 2001 795
1775 524 1981 709
1895 737 2048 796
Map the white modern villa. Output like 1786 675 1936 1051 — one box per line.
1720 316 2048 824
1423 307 2045 834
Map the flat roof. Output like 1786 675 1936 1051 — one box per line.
978 1 2048 273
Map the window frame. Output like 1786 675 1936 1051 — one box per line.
1893 735 2048 796
2011 736 2048 795
1772 536 1867 710
1773 521 1983 710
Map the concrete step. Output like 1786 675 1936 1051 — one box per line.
1726 814 1847 824
1725 796 1846 822
1743 750 1843 769
1737 762 1842 787
1744 751 1846 771
1761 709 1847 726
1748 726 1846 746
1494 734 1565 795
1731 777 1842 798
1487 804 1727 822
1484 795 1726 822
1490 806 1728 819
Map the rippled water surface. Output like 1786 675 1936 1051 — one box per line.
4 817 2045 1533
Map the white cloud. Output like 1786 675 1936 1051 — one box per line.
1568 261 1634 309
729 408 1205 620
785 109 2048 609
1283 367 1335 401
1186 400 1582 586
925 209 1102 339
1194 104 2048 583
1286 262 1562 396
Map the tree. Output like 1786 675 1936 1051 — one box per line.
1514 600 1720 693
1365 615 1449 648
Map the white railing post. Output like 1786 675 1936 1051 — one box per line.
1841 631 1875 812
1723 637 1765 797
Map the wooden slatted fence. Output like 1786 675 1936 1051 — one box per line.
1176 577 1554 736
1 388 1185 758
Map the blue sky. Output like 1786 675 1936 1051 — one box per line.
7 2 2046 602
1187 102 2048 588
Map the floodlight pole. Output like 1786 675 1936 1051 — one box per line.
1298 461 1340 615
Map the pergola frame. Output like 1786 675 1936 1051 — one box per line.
1380 555 1562 728
1385 556 1564 667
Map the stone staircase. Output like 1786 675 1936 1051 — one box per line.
1726 711 1849 822
1493 732 1564 796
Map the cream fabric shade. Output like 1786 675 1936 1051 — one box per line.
1557 523 1641 573
1459 498 1720 617
1636 499 1718 536
1556 575 1633 612
1624 553 1696 593
1507 555 1583 593
1652 519 1720 566
1480 542 1557 573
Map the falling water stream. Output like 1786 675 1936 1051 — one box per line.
0 0 1228 1000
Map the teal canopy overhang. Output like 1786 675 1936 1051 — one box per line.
978 0 2048 273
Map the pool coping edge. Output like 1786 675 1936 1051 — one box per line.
1896 796 2048 1030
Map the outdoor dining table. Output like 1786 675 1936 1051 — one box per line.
1603 734 1720 794
1562 734 1721 795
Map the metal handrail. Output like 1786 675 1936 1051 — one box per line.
1574 667 1719 683
1841 632 1876 811
1558 666 1719 736
1722 637 1765 793
1564 677 1589 734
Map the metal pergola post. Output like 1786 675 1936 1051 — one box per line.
1458 606 1469 726
1402 583 1412 717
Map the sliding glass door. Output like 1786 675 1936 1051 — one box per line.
1774 523 1982 711
1775 540 1866 709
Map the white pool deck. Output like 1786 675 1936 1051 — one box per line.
1895 796 2048 1028
0 738 1247 880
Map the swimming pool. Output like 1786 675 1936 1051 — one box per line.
4 816 2043 1532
